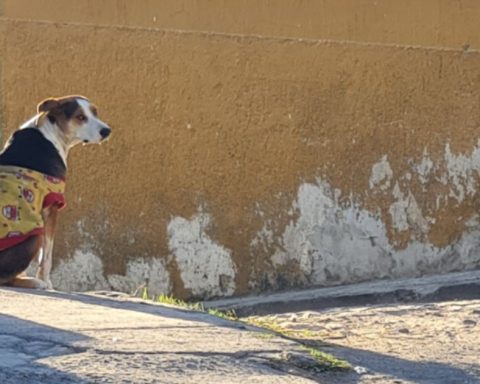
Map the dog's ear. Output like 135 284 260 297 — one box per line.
37 98 60 114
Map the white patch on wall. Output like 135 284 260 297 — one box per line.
412 149 434 185
389 182 429 234
392 229 480 277
389 182 409 232
269 179 480 287
250 220 275 252
369 155 393 191
51 250 109 292
443 142 480 203
51 218 171 295
108 258 171 296
272 180 394 285
168 212 236 298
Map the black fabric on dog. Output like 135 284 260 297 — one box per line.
0 128 66 179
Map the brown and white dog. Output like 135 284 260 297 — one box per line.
0 95 111 289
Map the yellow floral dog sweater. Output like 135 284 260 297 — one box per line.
0 166 66 251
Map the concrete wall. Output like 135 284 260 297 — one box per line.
4 0 480 49
1 2 480 299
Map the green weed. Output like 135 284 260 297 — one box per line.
304 346 351 370
137 290 350 372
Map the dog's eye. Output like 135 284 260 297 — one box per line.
77 114 87 122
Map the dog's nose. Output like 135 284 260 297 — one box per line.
100 127 111 139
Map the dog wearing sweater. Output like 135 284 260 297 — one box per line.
0 95 111 289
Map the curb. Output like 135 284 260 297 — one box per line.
203 270 480 316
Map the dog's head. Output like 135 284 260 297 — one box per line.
37 95 111 146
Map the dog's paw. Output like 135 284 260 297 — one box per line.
36 279 54 290
9 276 50 290
45 279 54 290
35 279 50 290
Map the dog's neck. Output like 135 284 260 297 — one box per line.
21 114 70 166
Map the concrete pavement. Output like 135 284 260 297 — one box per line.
0 288 349 383
2 270 479 383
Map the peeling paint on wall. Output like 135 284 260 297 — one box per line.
405 143 480 204
48 143 480 296
167 212 236 298
264 178 480 288
51 250 109 292
51 251 171 295
444 142 480 203
369 155 393 191
250 220 275 252
412 149 434 186
107 258 171 296
389 182 429 234
270 180 393 286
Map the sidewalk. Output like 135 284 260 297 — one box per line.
1 270 479 383
0 288 349 384
203 270 480 384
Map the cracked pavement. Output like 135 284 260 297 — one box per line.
249 300 480 383
208 271 480 383
2 271 479 383
0 288 349 383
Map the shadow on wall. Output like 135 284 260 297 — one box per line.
0 313 89 383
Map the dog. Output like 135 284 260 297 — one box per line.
0 95 111 289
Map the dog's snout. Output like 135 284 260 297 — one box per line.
100 127 111 139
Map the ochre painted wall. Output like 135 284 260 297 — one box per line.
1 3 480 298
4 0 480 49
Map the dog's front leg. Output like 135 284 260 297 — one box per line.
36 205 59 289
